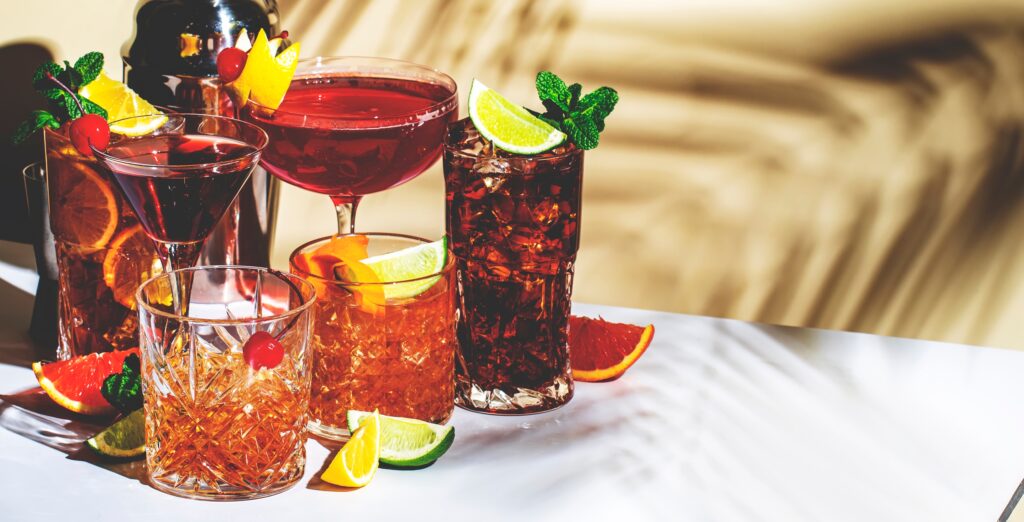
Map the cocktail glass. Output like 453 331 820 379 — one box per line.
443 117 583 414
42 126 160 359
242 56 458 234
92 113 269 274
289 233 456 440
137 266 316 500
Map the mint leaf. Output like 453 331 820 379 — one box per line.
101 354 142 415
74 52 103 85
58 61 83 91
11 110 60 145
31 62 64 100
80 97 108 119
568 83 582 110
563 113 600 150
536 71 571 112
534 71 618 150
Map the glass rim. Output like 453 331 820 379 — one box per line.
443 120 583 163
135 265 317 324
92 112 269 171
21 161 44 181
289 232 454 286
246 55 459 124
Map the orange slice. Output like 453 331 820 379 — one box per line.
32 348 140 415
102 225 161 309
47 161 119 249
569 315 654 382
295 235 384 313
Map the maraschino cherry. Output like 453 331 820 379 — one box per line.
46 72 109 156
242 331 285 370
217 47 248 83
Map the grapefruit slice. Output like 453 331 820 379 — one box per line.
569 315 654 382
32 348 140 415
103 225 161 309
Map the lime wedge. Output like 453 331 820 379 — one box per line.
86 409 145 459
361 237 447 300
467 79 565 154
347 410 454 469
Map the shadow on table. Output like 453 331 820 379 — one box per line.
0 387 147 484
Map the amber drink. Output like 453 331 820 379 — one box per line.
137 267 315 500
444 117 583 414
290 234 456 440
44 126 160 359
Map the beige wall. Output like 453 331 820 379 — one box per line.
6 0 1024 349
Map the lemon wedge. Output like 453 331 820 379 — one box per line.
321 410 381 488
79 73 167 136
231 29 300 109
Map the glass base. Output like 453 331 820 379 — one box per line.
308 408 454 441
147 459 304 501
454 376 573 415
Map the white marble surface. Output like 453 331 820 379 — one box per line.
1 294 1023 521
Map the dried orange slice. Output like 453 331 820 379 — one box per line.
48 161 118 249
103 225 161 309
570 315 654 382
32 348 139 415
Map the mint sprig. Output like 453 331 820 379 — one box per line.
534 71 618 150
11 52 107 145
101 353 143 415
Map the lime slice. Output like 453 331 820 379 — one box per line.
86 409 145 459
321 410 380 488
347 410 454 469
361 237 447 300
467 79 565 154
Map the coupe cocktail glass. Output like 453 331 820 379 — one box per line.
289 233 456 439
93 113 269 273
242 56 458 234
137 266 315 500
443 117 583 414
43 126 160 359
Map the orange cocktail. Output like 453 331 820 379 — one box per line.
290 233 455 440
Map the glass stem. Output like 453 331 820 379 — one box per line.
155 241 204 315
331 195 362 235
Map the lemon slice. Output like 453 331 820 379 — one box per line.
79 73 167 136
232 29 301 109
321 410 381 488
467 79 565 154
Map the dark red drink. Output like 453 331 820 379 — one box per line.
245 76 457 198
444 118 583 414
103 135 258 243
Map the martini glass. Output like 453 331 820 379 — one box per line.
93 113 269 274
241 56 458 234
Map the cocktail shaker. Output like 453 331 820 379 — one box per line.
122 0 281 267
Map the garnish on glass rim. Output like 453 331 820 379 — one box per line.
533 71 619 151
10 52 108 146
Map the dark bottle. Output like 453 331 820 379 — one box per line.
122 0 281 268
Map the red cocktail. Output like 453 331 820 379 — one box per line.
94 114 268 272
241 57 458 233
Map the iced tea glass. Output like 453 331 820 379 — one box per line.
443 117 583 414
137 266 316 500
289 233 456 440
43 126 161 359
